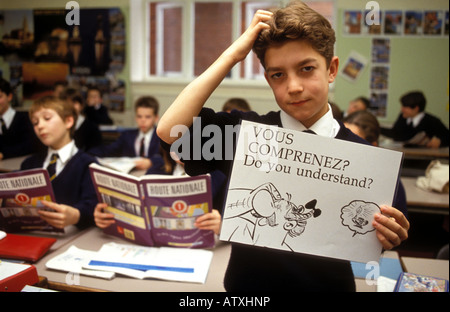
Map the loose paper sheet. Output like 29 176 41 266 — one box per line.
219 120 403 263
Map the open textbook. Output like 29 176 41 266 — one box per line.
46 242 213 283
219 120 404 263
89 163 215 248
0 168 63 233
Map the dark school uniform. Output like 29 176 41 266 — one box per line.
160 107 407 292
21 151 97 229
84 104 113 125
381 113 449 147
88 128 164 175
74 117 103 151
0 111 42 159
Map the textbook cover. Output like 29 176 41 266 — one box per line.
89 163 215 248
394 272 449 292
219 120 404 263
0 168 63 233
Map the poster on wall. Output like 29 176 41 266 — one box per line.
362 10 382 35
404 11 423 35
384 11 402 35
424 11 444 35
0 7 126 111
340 51 367 82
343 10 362 35
371 38 390 63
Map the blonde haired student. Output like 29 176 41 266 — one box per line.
157 1 409 291
21 96 97 229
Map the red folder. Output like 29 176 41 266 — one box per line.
0 233 56 263
0 263 39 292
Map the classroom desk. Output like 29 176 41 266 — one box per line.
354 251 400 292
35 227 406 292
0 155 28 173
35 227 230 292
379 139 449 160
401 257 449 280
401 177 449 215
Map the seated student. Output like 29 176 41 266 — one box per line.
84 86 114 125
222 98 252 112
0 78 42 160
344 110 408 219
157 2 409 292
21 96 97 229
88 96 164 174
63 88 103 151
345 96 370 117
381 91 449 148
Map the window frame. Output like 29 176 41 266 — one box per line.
130 0 336 84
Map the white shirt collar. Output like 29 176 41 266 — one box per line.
135 128 154 156
75 114 85 130
280 104 340 138
1 106 15 129
45 140 78 169
407 112 425 128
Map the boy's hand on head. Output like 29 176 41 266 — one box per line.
223 10 273 64
39 200 80 229
372 205 409 250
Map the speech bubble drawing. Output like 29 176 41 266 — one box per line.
340 200 380 237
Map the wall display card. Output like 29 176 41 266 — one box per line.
340 50 368 82
219 120 403 263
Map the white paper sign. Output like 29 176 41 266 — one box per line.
219 120 403 263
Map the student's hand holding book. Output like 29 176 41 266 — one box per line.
194 209 222 235
38 200 81 229
94 203 115 229
372 205 410 250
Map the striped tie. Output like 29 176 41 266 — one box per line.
47 153 59 181
139 137 146 157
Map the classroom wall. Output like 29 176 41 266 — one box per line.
0 0 134 126
1 0 448 128
334 0 449 126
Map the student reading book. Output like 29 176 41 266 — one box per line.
0 78 42 160
90 163 215 248
88 96 164 175
20 96 97 229
157 2 409 291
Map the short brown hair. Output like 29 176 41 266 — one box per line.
253 1 336 69
135 96 159 115
343 110 380 145
29 95 77 137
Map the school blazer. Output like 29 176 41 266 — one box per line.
74 118 103 151
21 151 97 229
88 128 164 174
0 111 43 159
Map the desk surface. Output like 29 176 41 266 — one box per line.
401 177 449 214
35 227 230 292
380 140 449 159
401 257 449 280
32 227 450 292
0 155 28 173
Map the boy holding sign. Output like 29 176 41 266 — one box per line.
157 1 409 291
